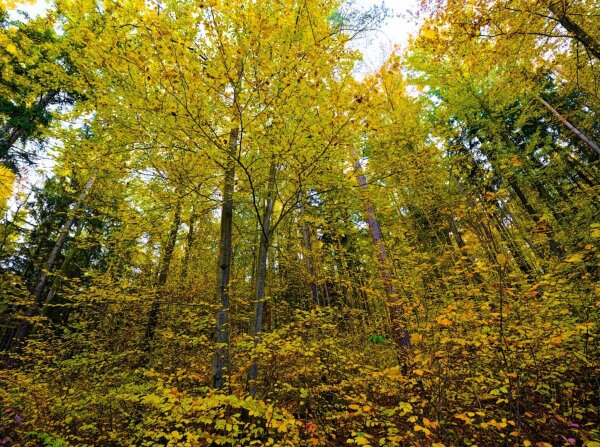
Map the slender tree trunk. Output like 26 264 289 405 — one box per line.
508 179 564 257
144 200 182 346
491 212 534 276
448 217 466 249
537 96 600 157
248 161 277 396
353 154 410 349
212 127 239 390
298 191 320 305
42 222 84 322
470 116 566 258
548 2 600 61
181 207 197 282
11 176 95 350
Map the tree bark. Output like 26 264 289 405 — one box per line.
353 153 410 349
181 207 197 282
548 2 600 61
42 222 84 322
0 91 59 162
144 200 182 346
248 161 277 396
507 179 563 257
212 127 239 390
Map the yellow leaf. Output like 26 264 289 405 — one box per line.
510 155 523 167
422 27 436 40
348 404 360 411
362 405 371 412
566 253 584 263
5 43 17 55
455 413 472 423
411 333 423 343
437 316 453 326
355 436 370 445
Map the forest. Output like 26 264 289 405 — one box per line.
0 0 598 445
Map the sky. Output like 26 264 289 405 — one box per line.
352 0 421 75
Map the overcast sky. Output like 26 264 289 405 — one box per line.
352 0 421 75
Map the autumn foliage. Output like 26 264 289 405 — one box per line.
0 0 598 446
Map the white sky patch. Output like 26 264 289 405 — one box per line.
351 0 422 78
5 0 48 20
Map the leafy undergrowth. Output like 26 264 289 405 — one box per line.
1 282 598 447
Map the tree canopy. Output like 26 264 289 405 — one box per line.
0 0 598 446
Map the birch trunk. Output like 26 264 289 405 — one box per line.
537 96 600 157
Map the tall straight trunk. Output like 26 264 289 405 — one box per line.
448 217 466 249
144 200 182 345
508 179 563 257
352 153 410 349
42 222 84 323
548 2 600 61
470 116 566 258
248 161 277 396
212 127 239 390
491 212 535 276
11 176 95 350
181 207 197 282
537 97 600 157
298 191 320 306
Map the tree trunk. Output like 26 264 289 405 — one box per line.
248 161 277 396
181 207 197 282
212 127 239 390
508 179 564 257
1 91 59 162
537 96 600 157
548 2 600 61
144 200 182 346
353 153 410 349
11 176 95 350
298 191 320 306
42 222 84 323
